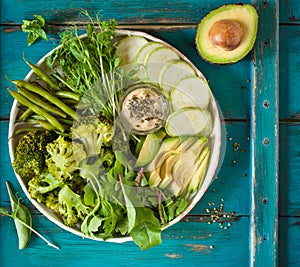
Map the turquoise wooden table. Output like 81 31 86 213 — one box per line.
0 0 299 266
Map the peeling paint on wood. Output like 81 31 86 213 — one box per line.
185 244 211 253
165 253 183 259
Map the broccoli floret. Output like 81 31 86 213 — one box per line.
58 184 90 227
71 115 114 158
44 190 60 213
13 130 58 180
67 171 87 195
46 135 85 179
28 172 64 203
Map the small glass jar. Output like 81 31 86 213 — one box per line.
118 83 169 135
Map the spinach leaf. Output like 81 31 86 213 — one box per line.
130 207 162 250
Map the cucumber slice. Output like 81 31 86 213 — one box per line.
165 108 212 137
159 59 196 96
144 46 180 84
116 36 148 67
170 76 210 110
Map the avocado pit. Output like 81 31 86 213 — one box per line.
208 19 243 51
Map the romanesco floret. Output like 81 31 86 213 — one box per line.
58 184 90 227
71 115 114 158
12 130 57 180
46 135 85 179
28 171 63 203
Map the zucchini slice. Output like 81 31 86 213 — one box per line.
116 36 148 67
135 41 164 80
165 108 212 137
144 46 179 84
159 59 196 96
135 41 164 65
170 76 210 110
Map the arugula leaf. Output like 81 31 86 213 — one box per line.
22 15 48 46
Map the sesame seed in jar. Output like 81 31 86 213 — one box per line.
119 84 169 134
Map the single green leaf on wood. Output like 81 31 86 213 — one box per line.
6 181 32 249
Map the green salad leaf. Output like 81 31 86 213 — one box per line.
130 207 162 250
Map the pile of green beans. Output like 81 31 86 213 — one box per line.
9 58 81 133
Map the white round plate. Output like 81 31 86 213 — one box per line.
8 30 222 243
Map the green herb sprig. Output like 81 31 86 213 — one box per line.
21 15 48 46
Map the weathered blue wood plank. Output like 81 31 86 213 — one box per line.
279 217 300 267
279 0 300 23
0 0 255 25
279 123 300 216
250 0 279 266
0 214 250 267
279 25 300 119
0 121 16 204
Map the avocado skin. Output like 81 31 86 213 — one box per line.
195 3 258 65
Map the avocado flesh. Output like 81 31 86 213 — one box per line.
196 4 258 64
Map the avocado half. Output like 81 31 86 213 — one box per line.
195 4 258 64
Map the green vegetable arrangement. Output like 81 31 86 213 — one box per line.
8 11 212 250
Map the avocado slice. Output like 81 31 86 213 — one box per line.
135 130 166 167
195 4 258 64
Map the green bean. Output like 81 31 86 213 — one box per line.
9 127 45 139
6 181 32 249
29 114 47 120
9 90 65 132
23 56 60 91
18 87 67 118
58 117 74 126
36 119 57 131
55 91 81 101
17 107 33 122
11 80 77 119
